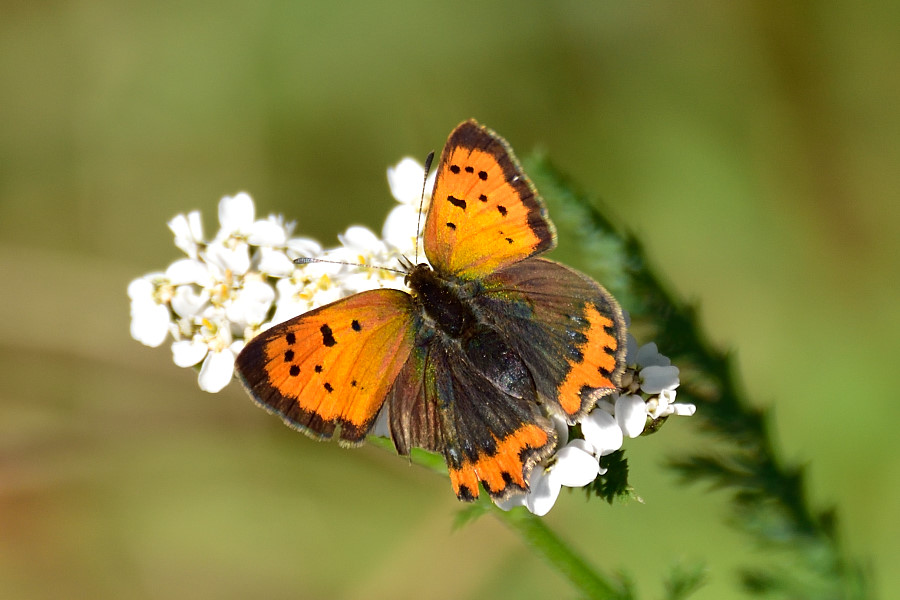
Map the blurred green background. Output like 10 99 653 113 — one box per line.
2 1 898 598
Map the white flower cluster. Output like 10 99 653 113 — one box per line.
128 157 431 392
495 335 694 516
128 156 694 515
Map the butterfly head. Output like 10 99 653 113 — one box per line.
402 262 431 284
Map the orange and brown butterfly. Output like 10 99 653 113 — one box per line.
235 119 628 502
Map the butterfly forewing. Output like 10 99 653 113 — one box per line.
424 120 556 279
236 289 417 445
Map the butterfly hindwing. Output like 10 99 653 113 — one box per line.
384 344 442 456
424 120 556 279
423 335 556 501
236 289 416 445
384 304 559 501
476 257 628 422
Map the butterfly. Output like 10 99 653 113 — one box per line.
235 120 628 502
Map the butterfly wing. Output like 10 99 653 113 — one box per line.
419 333 556 501
475 257 628 422
235 289 416 445
423 120 556 279
383 343 444 456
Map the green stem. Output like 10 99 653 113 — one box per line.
492 506 625 600
369 437 625 598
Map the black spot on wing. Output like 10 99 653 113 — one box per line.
285 332 296 345
464 165 474 173
351 319 361 332
320 324 336 347
567 314 589 327
289 365 300 377
567 330 588 345
450 165 460 174
446 222 456 230
324 382 333 393
567 346 584 363
497 205 507 216
447 195 467 210
314 364 323 373
478 170 488 180
479 194 487 202
456 484 476 502
283 349 294 362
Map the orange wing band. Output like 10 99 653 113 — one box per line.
556 304 620 416
448 423 551 500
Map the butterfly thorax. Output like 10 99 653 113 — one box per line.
405 263 478 339
405 262 535 402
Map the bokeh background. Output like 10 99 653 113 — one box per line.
2 2 898 598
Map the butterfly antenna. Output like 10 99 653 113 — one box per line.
294 257 406 276
415 150 435 264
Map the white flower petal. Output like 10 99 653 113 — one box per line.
673 403 696 416
171 339 209 367
551 413 570 448
168 213 191 240
339 271 388 295
218 192 255 235
257 247 295 277
371 405 391 438
567 438 595 454
635 342 672 368
165 258 211 286
307 286 345 311
226 280 275 327
302 254 346 278
387 157 426 204
269 300 304 326
616 394 648 438
286 237 323 258
525 467 561 516
624 333 640 366
648 388 678 419
550 443 600 487
198 349 235 392
639 365 680 394
494 491 527 511
381 204 420 252
247 218 287 246
595 398 615 415
581 409 624 456
205 240 251 276
339 225 382 252
171 285 209 318
130 302 171 347
168 211 204 258
127 277 155 301
187 210 204 242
